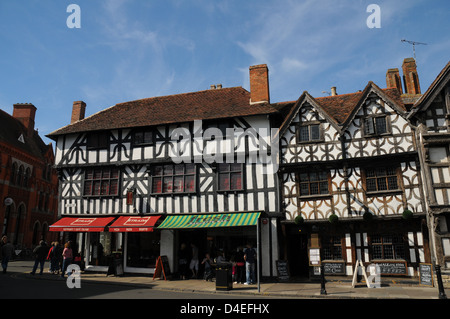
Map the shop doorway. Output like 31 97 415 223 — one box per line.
287 233 309 278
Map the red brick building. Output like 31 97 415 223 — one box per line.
0 103 58 253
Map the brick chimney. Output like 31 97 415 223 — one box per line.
402 58 421 95
249 64 270 104
71 101 86 124
386 68 403 94
13 103 36 136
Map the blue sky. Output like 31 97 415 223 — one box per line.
0 0 449 145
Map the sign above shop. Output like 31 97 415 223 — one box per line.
157 212 261 229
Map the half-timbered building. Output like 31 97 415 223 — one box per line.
408 60 450 285
47 65 281 277
277 58 430 279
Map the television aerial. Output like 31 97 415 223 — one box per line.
401 39 427 59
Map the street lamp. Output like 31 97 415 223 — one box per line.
320 263 327 295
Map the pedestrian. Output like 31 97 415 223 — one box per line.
178 243 189 280
201 253 213 281
61 241 73 278
1 237 15 274
234 246 245 284
31 240 48 275
189 243 199 278
47 241 62 274
243 242 257 285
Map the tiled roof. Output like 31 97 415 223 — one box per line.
0 108 51 160
47 87 278 137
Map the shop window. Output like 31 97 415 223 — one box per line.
87 132 109 150
322 236 343 260
83 167 120 197
365 166 399 193
151 163 196 194
126 232 160 268
297 123 322 143
89 232 121 267
133 129 154 146
297 170 329 197
218 163 243 191
370 234 406 260
364 115 390 136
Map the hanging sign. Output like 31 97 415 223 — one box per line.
4 198 13 206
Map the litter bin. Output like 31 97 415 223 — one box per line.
215 263 233 291
107 253 124 277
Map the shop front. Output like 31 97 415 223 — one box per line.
49 215 162 274
157 212 262 280
282 216 431 281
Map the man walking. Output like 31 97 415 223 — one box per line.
1 236 15 274
243 242 257 285
31 240 48 275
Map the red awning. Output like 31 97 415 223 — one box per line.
109 216 161 232
49 217 115 232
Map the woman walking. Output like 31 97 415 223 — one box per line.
61 242 73 278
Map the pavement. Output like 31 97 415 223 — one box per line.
8 260 449 299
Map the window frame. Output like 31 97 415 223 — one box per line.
369 233 407 261
217 163 245 192
321 235 344 261
83 167 120 197
363 115 391 137
364 165 401 195
296 170 331 198
87 132 109 150
150 163 197 195
296 121 324 143
133 128 155 147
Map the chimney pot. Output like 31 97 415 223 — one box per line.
217 84 222 89
210 85 216 90
249 64 270 104
71 101 86 124
331 87 337 96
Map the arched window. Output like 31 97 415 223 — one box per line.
24 167 31 188
17 165 24 187
14 204 25 245
41 223 48 243
10 163 17 185
32 222 40 246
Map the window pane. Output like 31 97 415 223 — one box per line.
366 169 375 178
185 175 195 192
152 177 162 193
230 163 241 172
320 182 329 194
153 166 163 176
93 181 101 195
375 117 387 134
377 177 387 190
387 176 398 190
299 173 308 181
85 169 93 180
164 165 173 175
144 131 153 143
230 172 242 190
84 181 92 195
111 169 119 179
300 183 309 196
135 132 144 144
174 164 184 175
219 173 230 190
365 118 375 135
367 179 377 192
173 176 184 193
101 181 109 195
310 182 319 195
163 177 173 193
299 126 309 142
311 124 320 140
110 180 118 195
185 163 195 175
94 169 102 180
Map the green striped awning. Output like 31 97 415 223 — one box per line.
157 213 261 229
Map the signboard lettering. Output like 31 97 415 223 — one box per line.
419 263 434 287
276 260 290 282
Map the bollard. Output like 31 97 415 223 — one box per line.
320 264 327 295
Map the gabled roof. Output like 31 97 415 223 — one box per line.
277 81 406 139
0 108 52 161
47 87 279 138
408 60 450 119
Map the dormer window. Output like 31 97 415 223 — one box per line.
363 115 390 136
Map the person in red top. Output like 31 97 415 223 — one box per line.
61 241 73 278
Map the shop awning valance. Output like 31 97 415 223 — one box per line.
49 217 115 232
109 216 161 232
157 212 261 229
